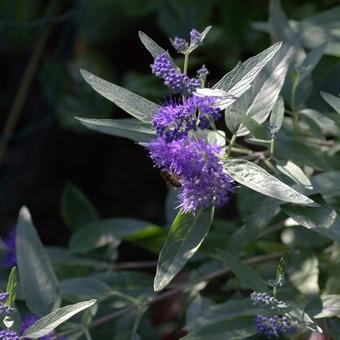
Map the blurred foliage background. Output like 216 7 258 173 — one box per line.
0 0 339 246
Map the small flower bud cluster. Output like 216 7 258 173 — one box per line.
256 315 296 338
251 292 288 313
197 65 209 83
0 329 19 339
152 96 221 143
151 53 200 95
190 29 202 48
170 37 187 53
0 292 9 302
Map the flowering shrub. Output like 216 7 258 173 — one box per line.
0 0 340 339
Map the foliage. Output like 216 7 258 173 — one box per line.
0 0 340 339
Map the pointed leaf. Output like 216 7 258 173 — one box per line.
76 117 156 143
138 31 167 58
154 208 214 291
23 300 96 339
276 160 313 189
81 69 159 123
5 267 17 307
216 250 269 292
269 96 284 136
225 39 295 136
223 159 317 206
321 91 340 114
61 182 99 231
16 207 60 316
282 199 340 243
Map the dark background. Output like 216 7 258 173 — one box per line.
0 0 338 245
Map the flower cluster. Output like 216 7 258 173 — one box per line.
152 96 221 142
250 292 287 313
0 329 19 340
0 291 15 315
256 315 296 338
151 52 200 95
149 136 233 213
2 229 16 268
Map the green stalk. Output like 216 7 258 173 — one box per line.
183 51 190 75
226 134 237 158
269 138 275 159
290 74 300 138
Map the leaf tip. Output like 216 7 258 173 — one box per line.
19 206 31 223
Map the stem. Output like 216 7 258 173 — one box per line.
131 308 145 338
84 330 92 340
183 51 189 75
269 138 275 159
273 285 277 298
290 74 300 138
226 134 237 158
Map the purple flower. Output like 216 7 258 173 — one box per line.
170 36 187 53
0 329 19 339
190 29 202 48
151 53 200 95
255 315 296 338
197 65 209 83
20 313 55 340
0 303 15 315
250 292 287 313
0 292 9 303
152 96 221 142
148 136 233 213
2 229 16 268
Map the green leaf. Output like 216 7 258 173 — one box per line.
181 316 257 340
16 207 60 316
224 39 295 136
289 252 319 295
5 267 17 307
80 69 159 123
138 31 167 58
223 159 317 206
308 295 340 319
154 208 214 291
269 0 294 41
298 6 340 57
282 199 340 243
311 171 340 198
276 160 313 189
76 117 156 143
61 182 99 231
69 218 156 253
321 91 340 115
216 250 269 292
23 299 96 339
269 96 284 136
186 297 261 332
60 278 113 302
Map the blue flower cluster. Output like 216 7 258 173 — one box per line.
250 292 287 313
152 96 221 142
0 291 15 315
151 52 200 95
256 315 296 338
149 136 233 213
0 329 19 340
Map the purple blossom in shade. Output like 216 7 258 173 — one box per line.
190 29 202 48
0 303 15 315
152 96 221 142
0 329 19 339
2 229 16 268
250 292 287 313
0 292 9 302
148 137 234 213
170 36 187 53
197 64 209 83
151 53 200 95
255 315 296 338
20 313 55 340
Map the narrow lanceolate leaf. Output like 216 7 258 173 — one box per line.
61 182 99 231
216 250 269 292
225 39 296 136
321 91 340 115
154 208 214 292
276 160 313 189
5 267 17 307
223 159 318 207
81 69 159 123
269 96 284 136
282 199 340 243
76 117 156 143
211 42 282 110
138 31 167 58
16 207 61 316
23 300 96 339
